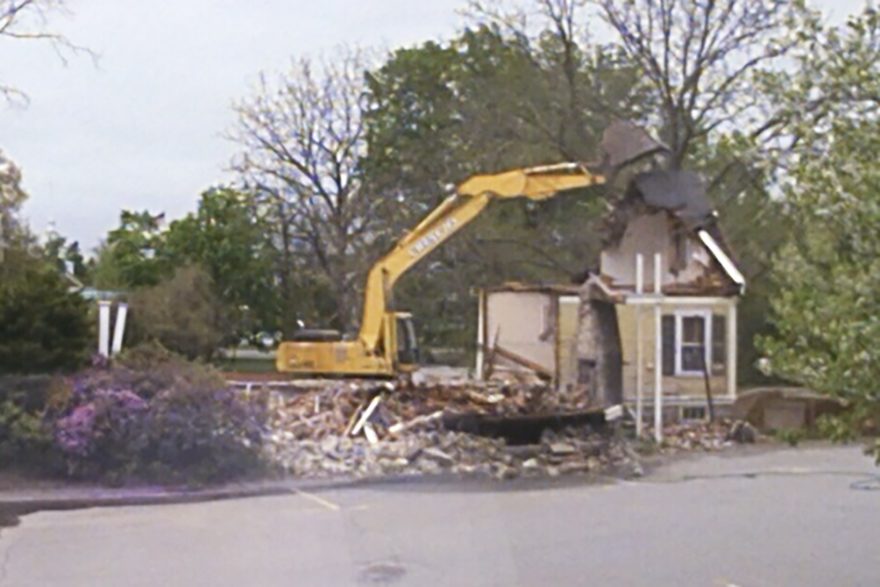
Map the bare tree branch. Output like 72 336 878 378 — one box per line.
228 47 385 332
0 0 96 104
593 0 813 166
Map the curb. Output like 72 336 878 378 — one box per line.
0 466 635 526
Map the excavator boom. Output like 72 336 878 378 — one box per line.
357 163 606 353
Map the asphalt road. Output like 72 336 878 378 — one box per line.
1 444 878 586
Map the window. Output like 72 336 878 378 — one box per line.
679 314 707 373
661 311 727 376
681 406 707 421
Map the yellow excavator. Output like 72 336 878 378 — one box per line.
275 121 666 378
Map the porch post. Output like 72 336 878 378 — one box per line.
653 252 663 442
635 253 644 436
727 299 738 398
476 289 486 380
98 300 111 358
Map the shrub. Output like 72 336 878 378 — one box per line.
141 379 265 484
55 388 148 481
0 266 92 374
0 375 63 470
52 344 268 485
126 266 229 361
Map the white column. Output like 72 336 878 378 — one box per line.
476 289 486 380
111 303 128 356
727 299 738 399
98 300 111 358
653 252 663 443
635 253 644 295
635 253 644 436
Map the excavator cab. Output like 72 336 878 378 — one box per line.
385 312 419 371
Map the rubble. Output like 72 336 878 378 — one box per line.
255 378 758 482
263 424 640 481
644 419 760 453
261 379 596 443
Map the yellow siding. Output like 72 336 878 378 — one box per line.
618 302 730 401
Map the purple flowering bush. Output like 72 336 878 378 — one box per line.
52 344 268 485
54 387 148 480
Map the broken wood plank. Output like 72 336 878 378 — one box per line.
363 423 379 444
343 403 364 437
351 395 383 437
388 410 445 436
490 345 554 381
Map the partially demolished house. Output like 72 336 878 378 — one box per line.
476 169 746 419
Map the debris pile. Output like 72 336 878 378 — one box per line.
647 419 758 452
259 380 636 480
263 424 641 481
255 379 758 481
263 380 594 442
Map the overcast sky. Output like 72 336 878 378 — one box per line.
0 0 870 252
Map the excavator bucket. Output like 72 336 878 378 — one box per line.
598 120 669 177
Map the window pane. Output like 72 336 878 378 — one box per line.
712 314 726 374
682 316 705 343
662 315 675 376
681 345 705 372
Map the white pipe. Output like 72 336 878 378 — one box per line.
626 296 723 305
654 252 663 442
98 300 111 358
635 253 644 294
111 303 128 356
635 252 644 436
727 300 738 399
654 302 663 443
476 290 485 380
635 305 643 437
654 252 662 294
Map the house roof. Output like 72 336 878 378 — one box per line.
483 282 582 296
629 169 716 229
600 168 745 295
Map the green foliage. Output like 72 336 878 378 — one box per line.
41 233 89 284
0 266 92 374
127 265 228 360
774 428 806 447
758 7 880 455
164 187 280 336
362 25 643 351
0 375 62 470
686 133 791 384
92 210 171 290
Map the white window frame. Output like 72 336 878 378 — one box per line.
675 310 712 376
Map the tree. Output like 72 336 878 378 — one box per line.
465 1 813 379
164 187 280 338
758 8 880 454
41 228 88 283
589 0 814 166
0 150 29 267
0 264 91 373
91 210 170 290
0 0 92 103
363 23 645 351
127 265 227 361
229 48 388 334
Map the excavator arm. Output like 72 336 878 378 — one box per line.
357 163 606 352
276 120 668 376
